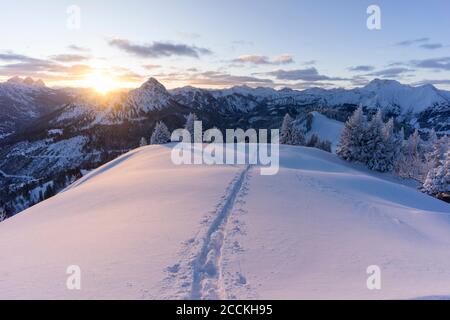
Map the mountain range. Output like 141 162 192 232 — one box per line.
0 76 449 216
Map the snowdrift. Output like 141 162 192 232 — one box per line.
0 145 449 299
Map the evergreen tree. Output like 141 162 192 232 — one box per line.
150 121 171 145
184 113 201 142
427 135 448 169
394 127 408 176
139 137 148 147
426 129 438 154
403 130 426 181
0 205 6 222
306 134 320 148
423 150 449 199
382 117 399 172
290 126 305 146
317 140 332 153
280 114 294 144
336 106 368 162
366 110 387 171
280 114 304 146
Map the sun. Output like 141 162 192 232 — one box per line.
85 71 121 95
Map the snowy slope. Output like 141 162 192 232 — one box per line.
304 112 344 152
0 77 72 135
0 145 450 300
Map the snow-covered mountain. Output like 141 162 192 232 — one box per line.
0 77 73 138
1 145 449 299
169 78 450 133
1 77 449 218
171 79 450 115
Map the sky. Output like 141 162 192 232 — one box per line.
0 0 449 92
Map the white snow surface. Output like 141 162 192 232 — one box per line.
0 145 450 300
305 112 344 152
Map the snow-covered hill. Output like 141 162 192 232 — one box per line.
1 145 449 299
302 111 344 152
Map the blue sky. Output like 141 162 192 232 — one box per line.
0 0 449 90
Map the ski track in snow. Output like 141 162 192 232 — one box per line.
220 169 259 300
160 165 252 300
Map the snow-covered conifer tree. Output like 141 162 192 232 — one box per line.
427 135 448 170
184 113 202 142
150 121 171 145
426 129 438 153
423 150 449 199
336 105 368 162
139 137 148 147
317 140 332 153
366 110 387 171
0 206 6 222
290 126 305 146
306 134 320 148
394 127 408 176
280 114 294 144
280 114 304 146
402 130 426 180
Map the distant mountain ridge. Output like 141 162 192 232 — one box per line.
0 77 73 137
1 76 449 137
172 78 450 117
0 76 449 217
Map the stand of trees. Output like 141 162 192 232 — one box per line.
337 106 449 201
280 114 332 153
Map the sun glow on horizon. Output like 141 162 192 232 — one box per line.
84 70 124 95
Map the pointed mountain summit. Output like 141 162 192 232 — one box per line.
126 77 172 112
102 77 174 120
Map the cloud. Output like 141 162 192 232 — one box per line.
50 54 90 62
395 37 429 46
395 38 444 50
108 38 212 58
154 69 273 87
232 54 294 65
265 67 347 81
348 65 375 72
0 53 41 63
366 67 413 78
411 57 450 71
68 45 90 52
413 79 450 86
143 64 161 70
114 70 146 83
289 81 336 89
191 71 273 86
0 51 94 82
273 55 295 65
419 43 444 50
350 75 371 86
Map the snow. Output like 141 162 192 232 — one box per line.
48 129 63 136
170 78 450 115
0 145 449 300
304 112 344 152
125 78 172 113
